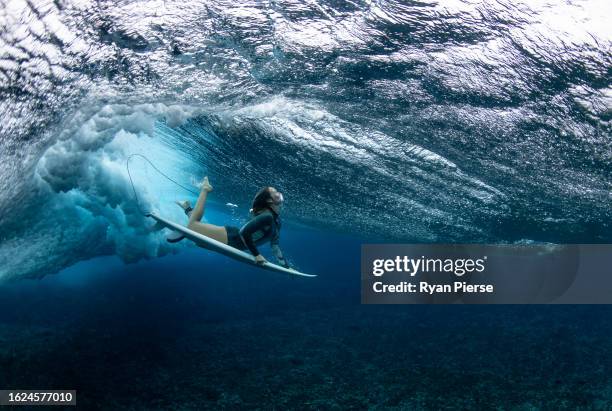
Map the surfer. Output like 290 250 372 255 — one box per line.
171 177 290 268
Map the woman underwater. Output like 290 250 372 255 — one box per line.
170 177 290 268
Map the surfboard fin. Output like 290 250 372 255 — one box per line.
166 230 186 243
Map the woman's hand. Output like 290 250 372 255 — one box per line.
255 254 267 265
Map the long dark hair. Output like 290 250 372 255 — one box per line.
250 187 274 215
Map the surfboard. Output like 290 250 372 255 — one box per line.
148 213 317 278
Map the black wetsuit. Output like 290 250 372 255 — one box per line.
225 209 289 267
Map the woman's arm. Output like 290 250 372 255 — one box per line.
239 213 274 258
271 243 289 268
270 232 290 268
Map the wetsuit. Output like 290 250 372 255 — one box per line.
225 209 289 268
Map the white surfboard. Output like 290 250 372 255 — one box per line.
148 213 317 278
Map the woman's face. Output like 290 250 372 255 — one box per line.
269 187 284 207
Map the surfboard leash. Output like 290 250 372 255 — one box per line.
126 153 199 217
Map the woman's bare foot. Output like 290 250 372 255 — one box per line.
175 200 192 213
199 176 213 192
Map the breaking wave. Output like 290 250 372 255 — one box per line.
0 0 610 280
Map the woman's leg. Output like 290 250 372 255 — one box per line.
187 177 228 244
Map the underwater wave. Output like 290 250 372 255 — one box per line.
0 0 610 280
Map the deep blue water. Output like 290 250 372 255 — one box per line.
0 226 361 327
2 227 612 409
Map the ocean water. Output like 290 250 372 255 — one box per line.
1 0 611 408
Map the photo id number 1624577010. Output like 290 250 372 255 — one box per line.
0 390 76 406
